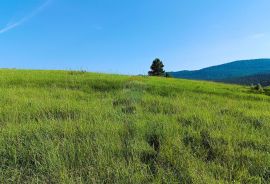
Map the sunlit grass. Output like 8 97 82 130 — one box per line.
0 69 269 183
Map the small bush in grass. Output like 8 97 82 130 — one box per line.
252 83 264 93
165 72 173 78
68 70 87 75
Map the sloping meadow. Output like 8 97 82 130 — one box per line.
0 70 269 183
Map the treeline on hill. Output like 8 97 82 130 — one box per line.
219 73 270 87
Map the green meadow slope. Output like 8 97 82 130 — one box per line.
0 70 269 183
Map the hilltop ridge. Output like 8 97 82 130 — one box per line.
170 59 270 85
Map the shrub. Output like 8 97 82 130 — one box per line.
250 83 264 93
165 72 173 78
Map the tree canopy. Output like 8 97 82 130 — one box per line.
148 58 165 76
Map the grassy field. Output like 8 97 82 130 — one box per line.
0 69 269 183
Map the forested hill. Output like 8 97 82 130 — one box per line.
170 59 270 83
220 73 270 86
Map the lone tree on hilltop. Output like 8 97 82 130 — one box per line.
148 58 165 76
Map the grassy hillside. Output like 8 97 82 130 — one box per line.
0 69 269 183
170 59 270 81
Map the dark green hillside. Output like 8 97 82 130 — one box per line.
170 59 270 81
0 69 269 183
220 73 270 86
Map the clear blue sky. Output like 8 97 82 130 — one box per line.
1 0 270 74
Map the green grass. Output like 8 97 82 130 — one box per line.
0 69 269 183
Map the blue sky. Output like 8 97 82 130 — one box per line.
0 0 270 74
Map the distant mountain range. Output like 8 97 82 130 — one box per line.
170 59 270 86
